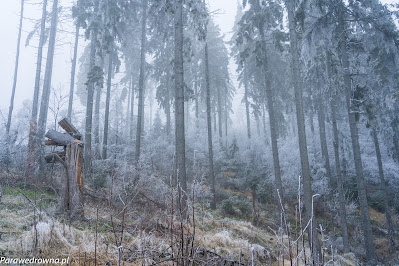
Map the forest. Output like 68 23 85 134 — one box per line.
0 0 399 265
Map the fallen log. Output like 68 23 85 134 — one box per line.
45 129 83 146
59 118 80 136
45 139 64 146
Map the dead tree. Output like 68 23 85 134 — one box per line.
45 118 84 221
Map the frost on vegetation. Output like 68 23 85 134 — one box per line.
200 229 271 263
126 232 171 260
3 219 99 255
136 174 169 206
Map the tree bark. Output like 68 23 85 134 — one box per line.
285 0 321 261
392 122 399 162
213 105 217 133
337 3 376 261
130 74 135 140
84 0 100 180
224 85 229 145
59 143 84 221
94 83 102 149
327 51 350 253
174 0 188 214
371 127 395 250
59 118 80 136
26 0 47 180
149 85 153 131
194 79 199 132
256 11 283 215
255 113 261 136
45 130 82 146
205 41 216 210
67 22 80 122
307 85 315 134
102 53 113 160
135 0 147 165
217 85 223 139
93 52 104 158
316 74 333 187
6 0 24 135
165 71 171 136
244 67 251 139
185 95 190 134
224 85 228 145
262 104 268 145
330 96 350 252
126 75 131 137
37 0 59 147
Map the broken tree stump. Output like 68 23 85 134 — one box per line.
44 118 84 221
64 142 84 219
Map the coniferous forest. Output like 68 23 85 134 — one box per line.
1 0 399 265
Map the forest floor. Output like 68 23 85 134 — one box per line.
0 174 396 265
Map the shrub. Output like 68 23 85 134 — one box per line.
256 181 273 204
91 172 107 189
220 195 252 217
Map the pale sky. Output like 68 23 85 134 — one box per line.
0 0 238 126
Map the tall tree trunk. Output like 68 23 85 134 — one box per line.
257 13 283 215
307 84 315 134
37 0 58 179
130 74 134 140
285 0 321 261
94 83 102 153
6 0 24 135
327 51 350 253
244 67 251 139
263 59 283 213
394 134 399 161
205 41 216 210
371 127 395 250
84 0 100 180
337 3 376 261
126 76 131 137
102 53 112 160
185 97 190 134
135 0 147 165
26 0 47 180
174 0 188 214
149 85 153 131
67 22 80 122
316 75 333 187
37 0 58 145
392 121 399 162
331 96 350 252
195 79 199 132
166 71 171 136
213 105 217 133
217 86 223 139
93 54 104 152
224 85 228 143
255 113 261 136
262 104 268 145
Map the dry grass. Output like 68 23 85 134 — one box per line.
0 185 364 265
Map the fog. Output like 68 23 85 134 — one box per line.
1 0 399 264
